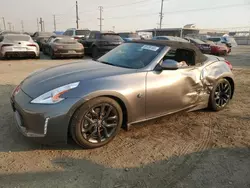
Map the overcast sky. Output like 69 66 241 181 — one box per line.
0 0 250 32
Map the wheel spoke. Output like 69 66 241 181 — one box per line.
85 115 94 124
97 128 102 142
87 129 97 140
100 104 106 117
103 122 117 128
104 106 113 119
82 123 95 133
102 125 110 138
90 108 98 117
107 115 117 121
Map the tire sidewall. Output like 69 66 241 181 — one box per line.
71 97 123 149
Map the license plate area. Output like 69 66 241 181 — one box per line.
68 50 76 53
13 47 27 51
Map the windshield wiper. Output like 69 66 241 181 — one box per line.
97 60 131 69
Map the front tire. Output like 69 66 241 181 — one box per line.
70 97 123 149
208 78 232 111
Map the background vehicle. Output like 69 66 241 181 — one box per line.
78 31 123 58
32 32 54 50
204 40 229 56
63 28 90 40
0 34 39 59
185 37 211 54
0 31 22 35
207 36 237 53
11 40 234 149
118 32 141 41
152 36 189 42
42 36 84 59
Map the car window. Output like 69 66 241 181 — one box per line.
88 32 96 39
75 30 90 36
0 36 3 42
63 31 68 35
208 38 221 42
163 48 195 66
98 43 164 69
68 30 74 36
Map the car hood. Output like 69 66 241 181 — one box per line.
21 60 136 98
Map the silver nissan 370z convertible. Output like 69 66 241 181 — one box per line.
10 40 234 148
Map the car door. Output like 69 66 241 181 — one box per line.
43 37 54 53
84 32 96 53
145 50 202 119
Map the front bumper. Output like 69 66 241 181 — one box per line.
2 51 39 58
10 89 80 145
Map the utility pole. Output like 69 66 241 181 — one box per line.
2 17 6 30
159 0 164 29
21 20 24 32
8 22 11 31
98 6 104 32
36 18 39 31
76 1 79 29
53 15 56 31
43 21 45 31
39 18 43 32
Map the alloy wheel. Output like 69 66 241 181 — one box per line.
214 81 231 107
81 103 119 143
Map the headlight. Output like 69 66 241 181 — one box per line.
31 82 80 104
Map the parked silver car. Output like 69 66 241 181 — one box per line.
0 34 40 59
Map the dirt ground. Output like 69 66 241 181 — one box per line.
0 46 250 188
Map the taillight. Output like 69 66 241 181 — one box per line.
225 60 233 70
27 44 37 47
1 44 13 51
74 36 80 40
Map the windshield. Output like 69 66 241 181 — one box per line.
39 32 53 36
119 33 140 39
97 43 163 69
4 35 31 41
101 34 123 41
75 30 90 36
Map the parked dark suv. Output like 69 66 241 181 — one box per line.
78 31 123 58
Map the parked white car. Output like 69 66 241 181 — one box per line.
0 34 40 59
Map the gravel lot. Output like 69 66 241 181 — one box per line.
0 46 250 188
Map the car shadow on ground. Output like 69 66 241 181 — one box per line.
0 147 250 188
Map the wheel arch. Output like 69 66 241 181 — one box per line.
67 93 131 138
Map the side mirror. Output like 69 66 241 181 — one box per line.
160 59 179 70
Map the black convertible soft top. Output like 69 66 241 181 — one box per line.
131 40 208 64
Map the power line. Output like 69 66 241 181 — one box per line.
98 6 104 32
106 2 249 20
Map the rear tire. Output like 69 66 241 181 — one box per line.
70 97 123 149
208 78 232 111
